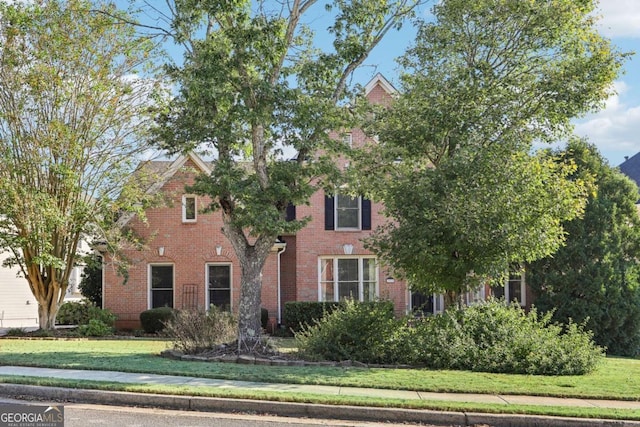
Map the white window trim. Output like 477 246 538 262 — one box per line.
505 271 526 307
342 132 353 147
409 292 444 315
205 263 233 310
334 194 361 231
148 263 175 309
182 195 197 223
317 256 379 302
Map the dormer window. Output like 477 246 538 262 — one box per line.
182 195 197 223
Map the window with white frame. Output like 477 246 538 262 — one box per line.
182 195 197 222
410 292 444 316
319 257 378 302
335 194 360 230
207 264 231 310
149 265 174 308
492 271 526 306
342 132 352 147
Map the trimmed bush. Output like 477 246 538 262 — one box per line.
283 301 343 333
164 307 237 354
56 301 116 327
78 319 113 337
140 307 174 334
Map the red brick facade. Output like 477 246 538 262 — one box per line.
103 74 411 329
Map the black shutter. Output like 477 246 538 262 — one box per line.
285 203 296 221
361 198 371 230
325 195 334 230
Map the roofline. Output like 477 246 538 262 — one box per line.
116 152 211 228
364 73 398 96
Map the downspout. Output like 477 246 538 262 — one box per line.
277 243 286 325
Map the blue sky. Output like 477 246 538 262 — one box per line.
133 0 639 167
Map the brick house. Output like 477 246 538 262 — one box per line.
102 74 414 330
102 74 529 330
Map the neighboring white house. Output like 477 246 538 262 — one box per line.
0 241 88 329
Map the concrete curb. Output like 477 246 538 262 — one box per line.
1 383 640 427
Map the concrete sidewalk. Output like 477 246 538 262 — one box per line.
0 365 639 426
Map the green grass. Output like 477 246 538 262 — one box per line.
1 337 640 420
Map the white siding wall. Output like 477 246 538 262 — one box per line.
0 253 38 328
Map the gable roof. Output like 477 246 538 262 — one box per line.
619 152 640 190
364 73 398 96
116 152 211 228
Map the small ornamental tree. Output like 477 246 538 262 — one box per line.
528 140 640 357
0 0 163 329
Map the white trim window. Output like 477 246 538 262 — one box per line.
410 292 444 316
207 264 232 310
182 195 197 223
342 132 353 147
335 194 360 230
492 271 526 306
149 264 174 309
318 257 378 302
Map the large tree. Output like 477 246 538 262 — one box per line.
528 140 640 357
0 0 162 329
154 0 422 349
355 0 625 300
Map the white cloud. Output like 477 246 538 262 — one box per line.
574 81 640 165
596 0 640 38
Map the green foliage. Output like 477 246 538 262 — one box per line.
411 300 603 375
77 319 114 337
356 0 625 298
297 299 602 375
0 0 163 329
152 0 422 346
79 254 103 307
284 301 343 333
140 307 175 334
528 140 640 357
4 328 27 337
164 307 237 354
56 301 116 327
295 299 398 363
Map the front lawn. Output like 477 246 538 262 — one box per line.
0 338 639 400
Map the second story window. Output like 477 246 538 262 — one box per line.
182 195 197 223
324 193 371 231
342 133 352 147
336 194 360 229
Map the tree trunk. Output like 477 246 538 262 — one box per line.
222 221 274 352
237 258 264 352
27 273 65 330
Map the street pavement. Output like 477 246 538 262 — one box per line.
0 365 639 426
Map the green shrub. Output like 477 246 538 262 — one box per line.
56 301 91 325
295 299 397 363
164 306 237 354
78 319 113 337
283 301 343 333
412 299 604 375
295 298 603 375
56 301 116 327
4 328 27 337
140 307 175 334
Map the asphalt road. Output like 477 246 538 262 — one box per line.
0 397 451 427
